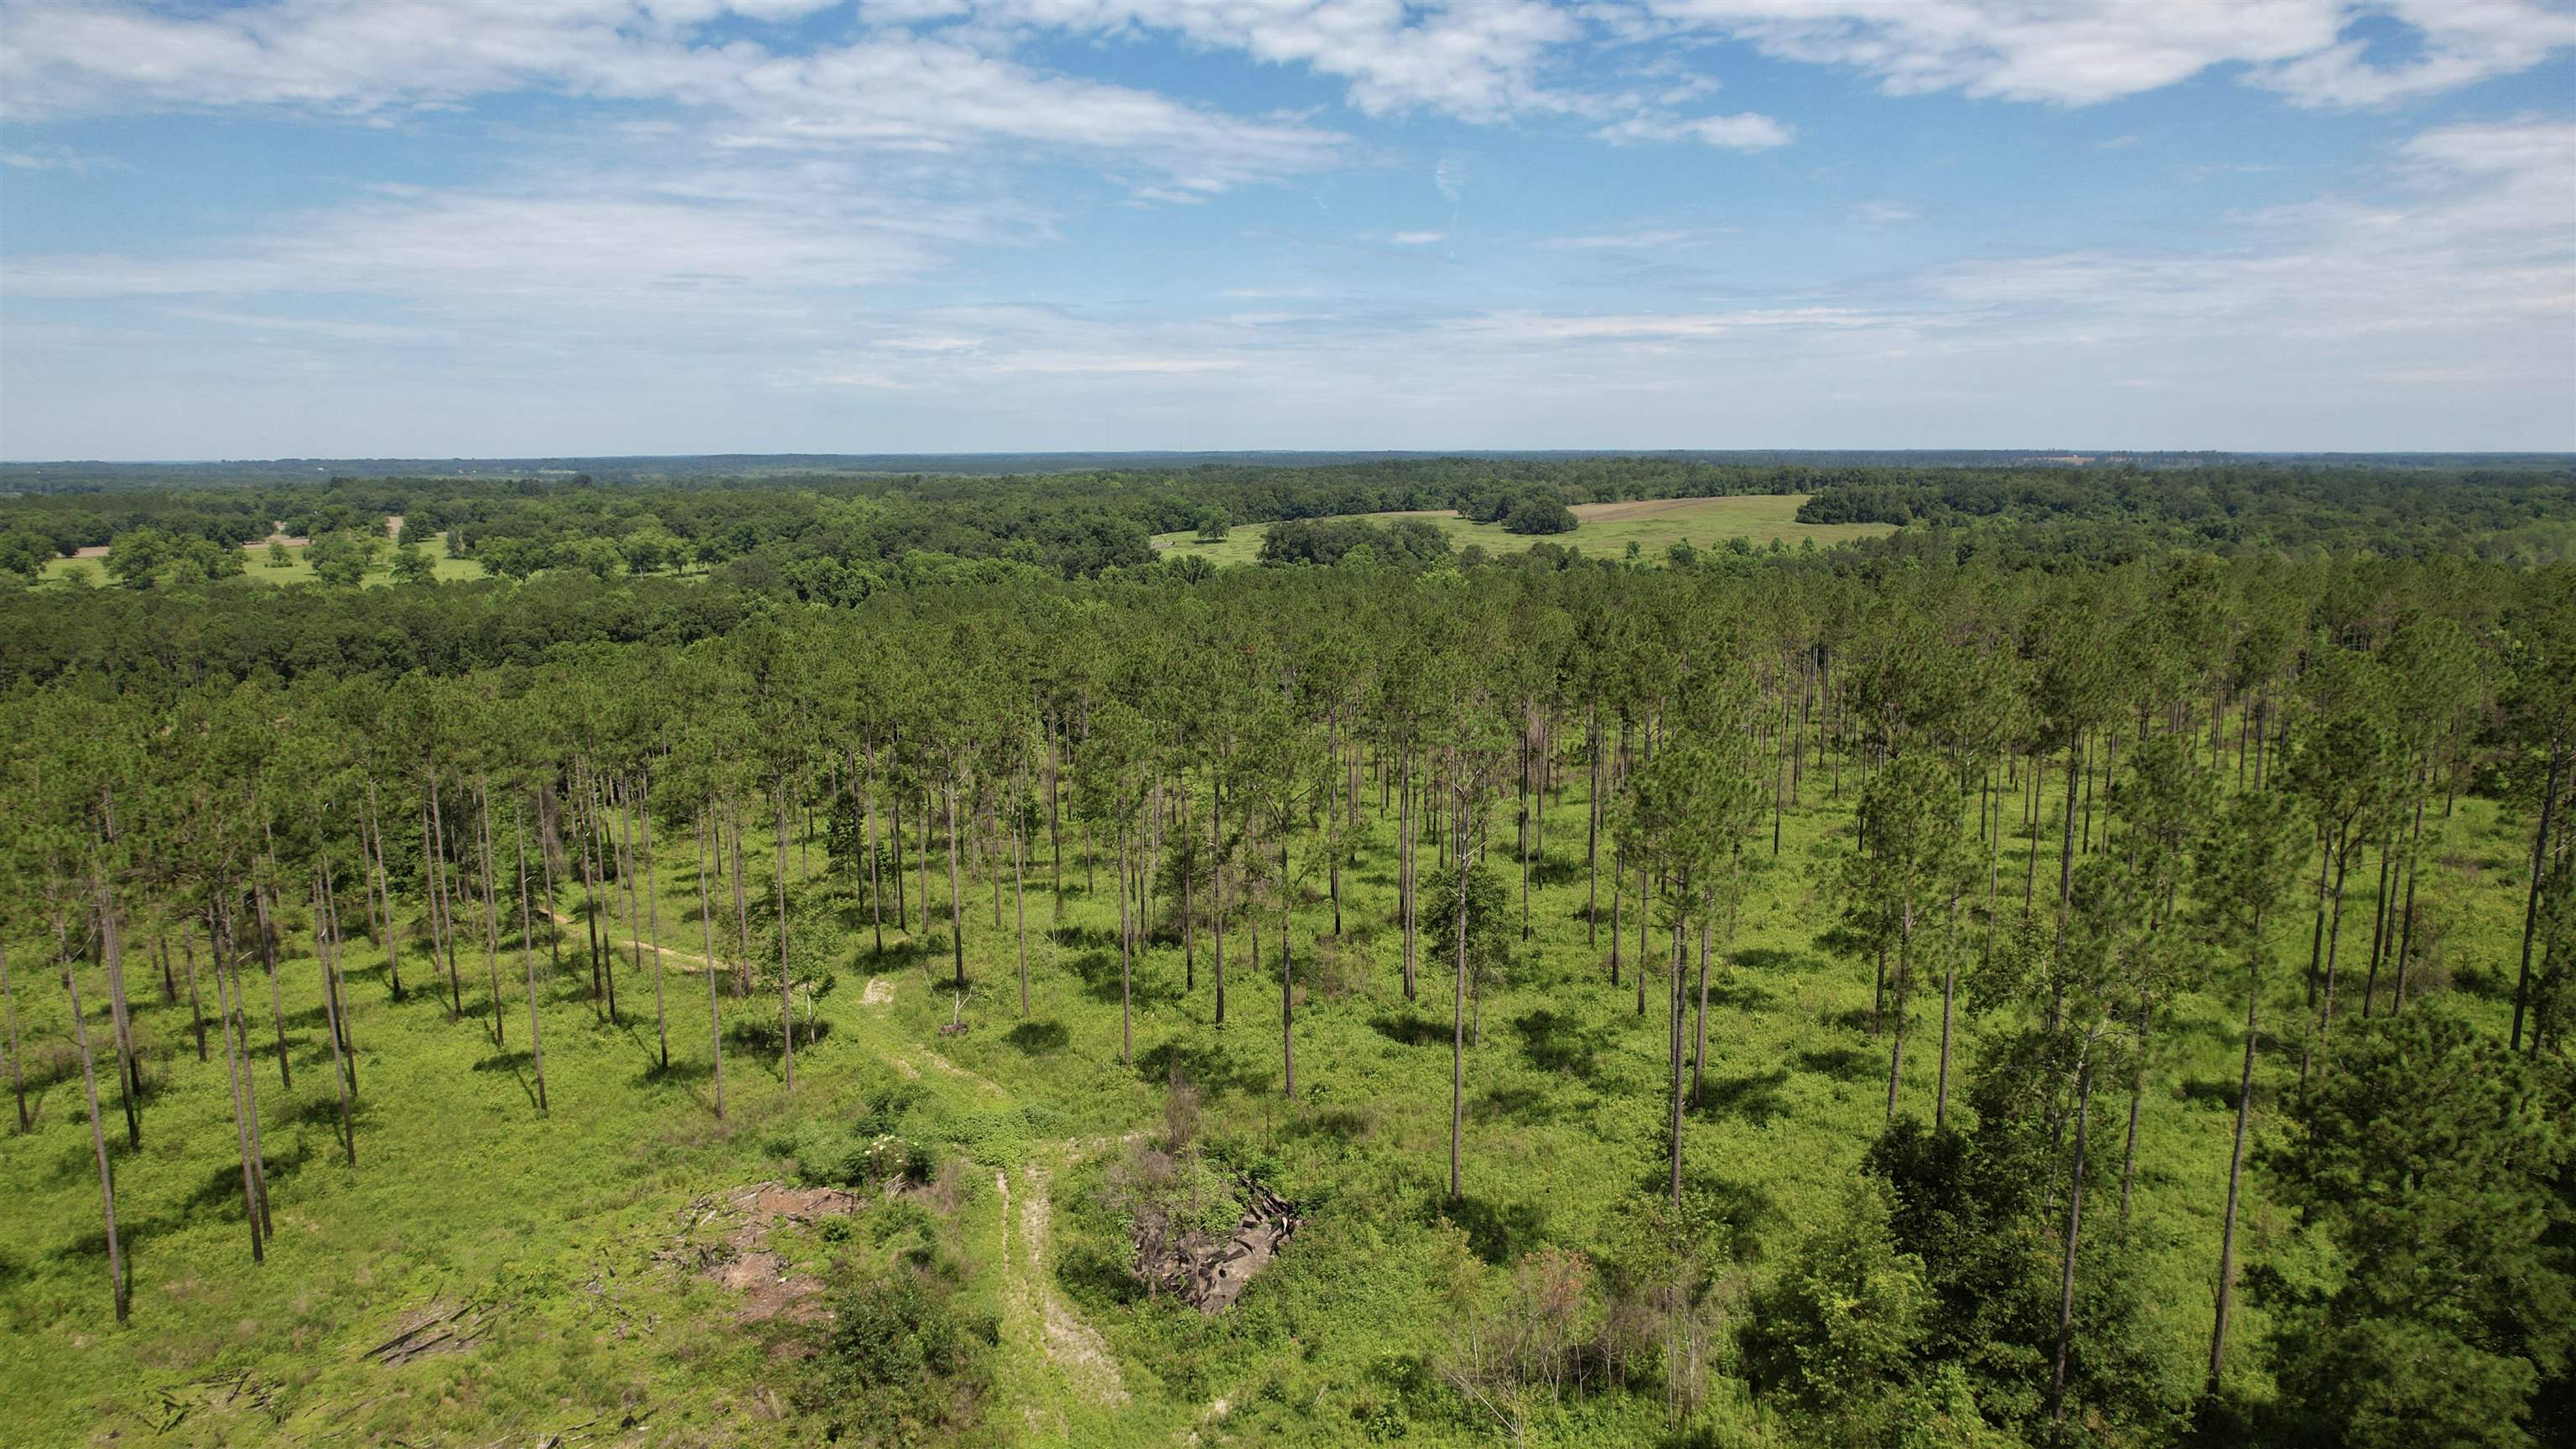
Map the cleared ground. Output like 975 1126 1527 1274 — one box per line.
1151 493 1893 564
43 532 483 588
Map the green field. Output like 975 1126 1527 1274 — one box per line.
0 745 2538 1446
1151 494 1893 564
42 534 485 589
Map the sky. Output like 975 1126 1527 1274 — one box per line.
2 0 2573 460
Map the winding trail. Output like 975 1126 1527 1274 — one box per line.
544 907 719 973
1016 1153 1128 1406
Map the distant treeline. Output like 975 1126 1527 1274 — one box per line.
26 447 2566 494
3 457 2571 586
1797 465 2576 561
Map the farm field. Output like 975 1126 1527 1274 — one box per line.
42 533 483 589
1150 495 1892 564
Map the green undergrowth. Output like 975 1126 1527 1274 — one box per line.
0 765 2540 1446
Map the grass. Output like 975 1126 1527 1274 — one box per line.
40 534 484 589
1150 495 1893 565
0 747 2537 1446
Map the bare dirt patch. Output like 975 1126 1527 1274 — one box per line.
683 1182 865 1326
1570 496 1728 522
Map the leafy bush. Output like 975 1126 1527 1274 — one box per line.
797 1262 994 1446
1502 496 1577 535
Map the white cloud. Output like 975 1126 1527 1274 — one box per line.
958 0 1582 121
1537 227 1726 249
1593 111 1794 148
1851 200 1918 224
1924 117 2575 377
3 167 1019 336
0 145 130 172
1630 0 2576 108
1435 156 1468 202
1388 230 1447 245
0 1 1347 188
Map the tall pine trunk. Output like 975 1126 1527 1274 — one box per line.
697 810 725 1120
312 874 356 1166
2051 1052 2096 1429
3 935 29 1130
1280 828 1295 1101
179 930 208 1064
211 915 264 1268
641 775 669 1071
865 745 885 955
775 787 796 1090
516 809 548 1113
1116 814 1133 1064
477 784 506 1046
1400 738 1417 1000
367 780 402 999
947 776 965 990
2513 740 2564 1050
1213 769 1228 1028
68 902 131 1318
248 875 292 1090
2207 953 2261 1394
1669 916 1686 1208
1449 797 1471 1202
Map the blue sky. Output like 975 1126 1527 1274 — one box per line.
3 0 2571 459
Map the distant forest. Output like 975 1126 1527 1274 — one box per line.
2 456 2571 598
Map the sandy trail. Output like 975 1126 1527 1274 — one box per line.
1018 1156 1127 1405
544 908 721 973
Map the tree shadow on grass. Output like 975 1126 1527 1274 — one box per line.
1791 1044 1875 1082
1431 1192 1549 1265
179 1135 315 1214
1704 975 1778 1012
1511 1008 1616 1083
1732 946 1813 974
1478 1082 1559 1124
1047 922 1116 953
472 1048 542 1109
2178 1075 2256 1113
1135 1040 1262 1098
1369 1012 1446 1048
1054 1236 1140 1311
286 1092 359 1133
636 1057 714 1087
1066 948 1171 1008
726 1017 834 1052
1694 1067 1792 1127
1530 855 1584 889
1004 1020 1070 1055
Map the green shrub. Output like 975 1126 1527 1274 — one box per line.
798 1262 993 1446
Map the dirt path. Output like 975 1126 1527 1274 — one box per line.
1017 1156 1127 1406
545 907 721 973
